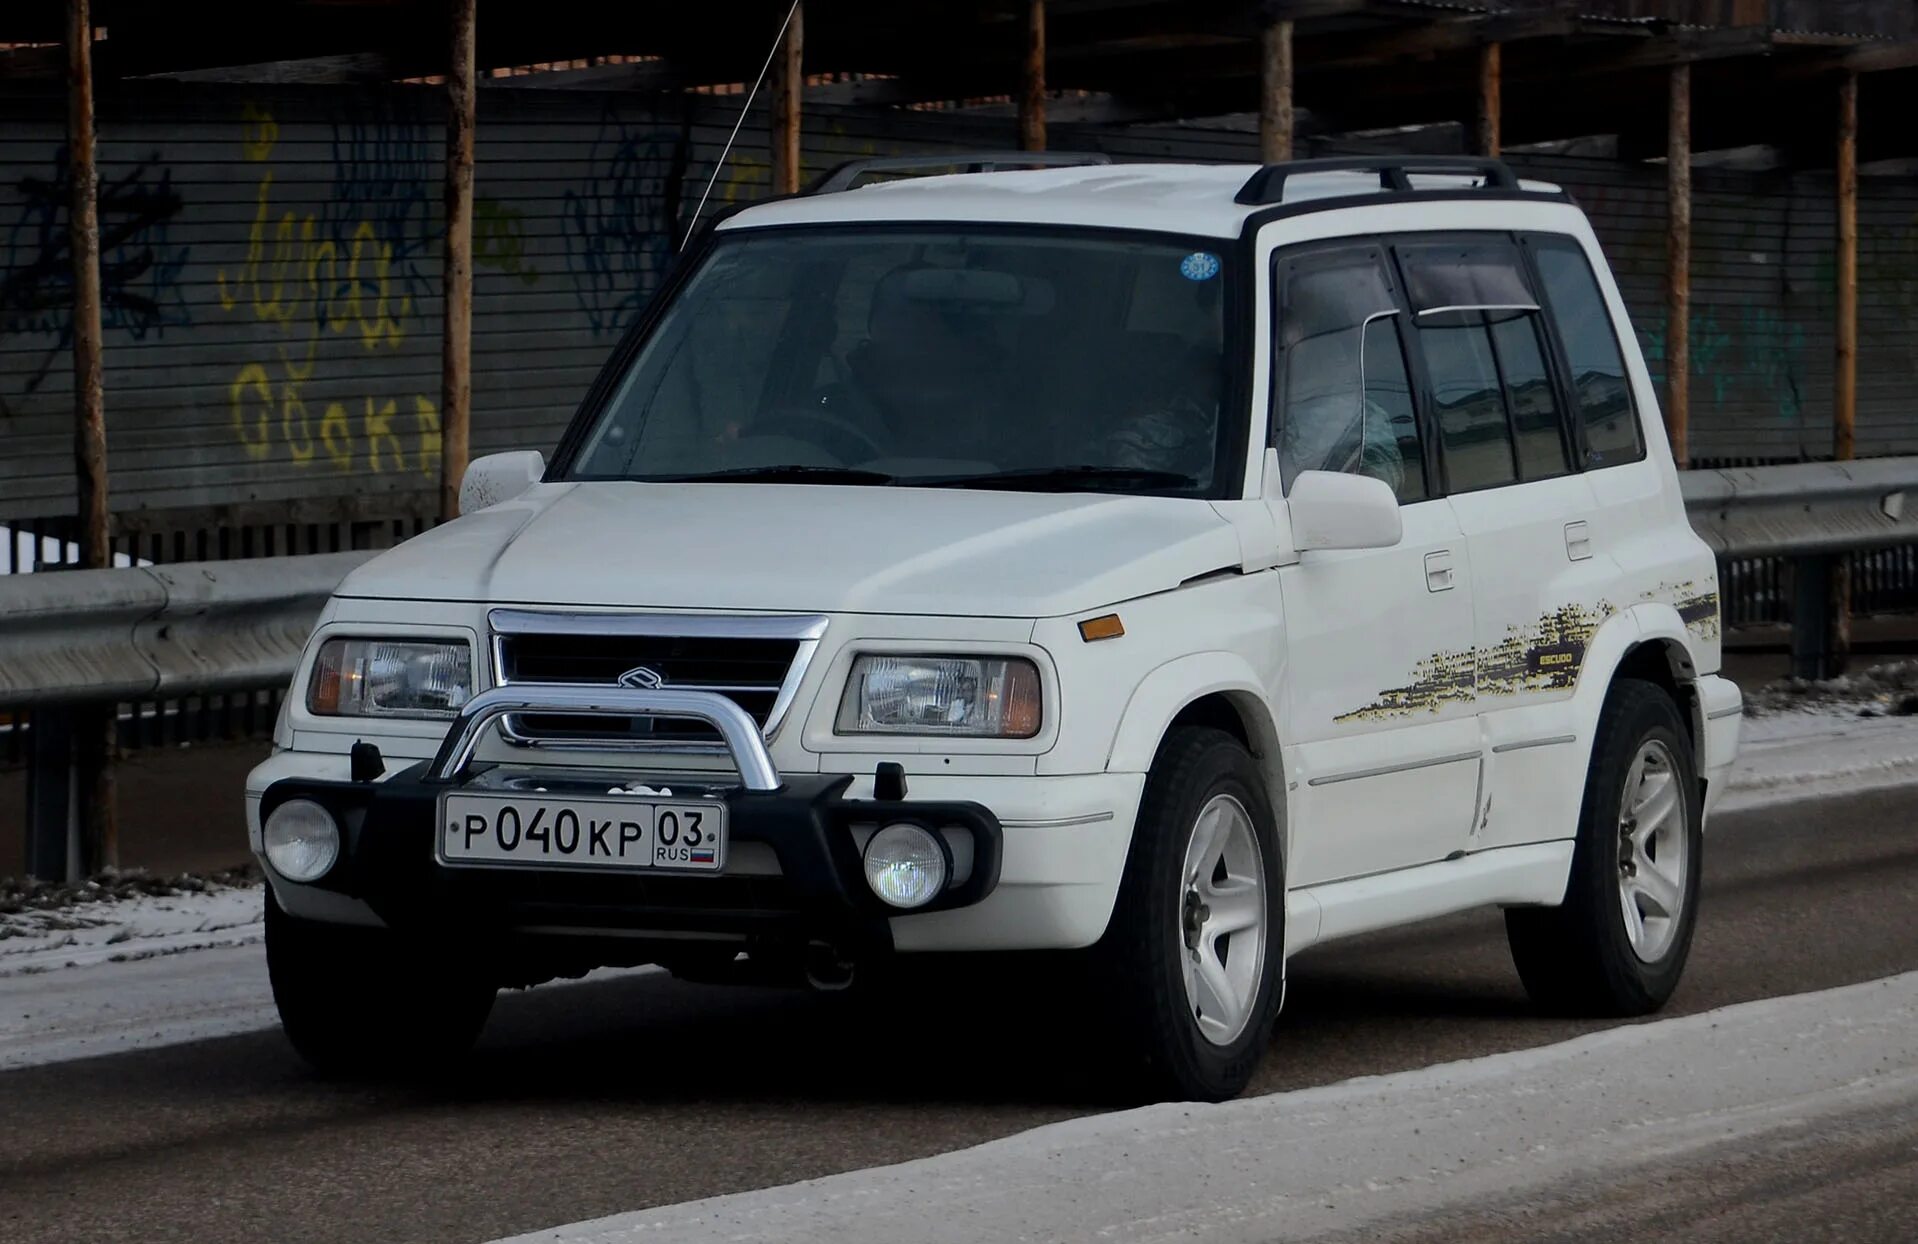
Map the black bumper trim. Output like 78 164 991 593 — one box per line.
261 764 1003 948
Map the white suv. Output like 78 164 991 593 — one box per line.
247 156 1742 1101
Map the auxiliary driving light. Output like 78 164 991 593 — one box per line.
862 823 949 909
263 798 341 883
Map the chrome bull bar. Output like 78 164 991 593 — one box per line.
429 684 782 792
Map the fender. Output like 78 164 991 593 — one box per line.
1105 650 1282 778
1569 602 1702 765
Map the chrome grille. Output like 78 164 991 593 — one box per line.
488 610 827 751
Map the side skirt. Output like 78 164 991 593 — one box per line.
1283 840 1575 956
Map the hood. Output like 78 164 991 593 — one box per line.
336 481 1241 618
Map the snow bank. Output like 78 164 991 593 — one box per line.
492 971 1918 1244
0 884 263 977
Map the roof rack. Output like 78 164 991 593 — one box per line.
1233 157 1521 206
809 150 1113 195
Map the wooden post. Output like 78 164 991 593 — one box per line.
66 0 106 572
440 0 476 524
771 1 803 194
1665 62 1691 468
1832 70 1859 675
1019 0 1046 152
1835 71 1858 463
1260 18 1294 163
67 0 114 874
1476 42 1502 158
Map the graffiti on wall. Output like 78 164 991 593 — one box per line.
562 107 690 337
475 197 540 285
217 102 441 475
1640 304 1810 426
0 148 189 404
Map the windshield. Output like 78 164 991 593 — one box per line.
565 226 1232 496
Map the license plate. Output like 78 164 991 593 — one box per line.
438 792 727 873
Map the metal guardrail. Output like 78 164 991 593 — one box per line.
0 550 373 710
1 458 1915 712
3 457 1917 879
1679 457 1918 559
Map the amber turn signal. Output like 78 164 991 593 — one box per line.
1078 614 1125 642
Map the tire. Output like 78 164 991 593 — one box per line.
1506 679 1703 1016
1100 726 1285 1102
265 889 496 1077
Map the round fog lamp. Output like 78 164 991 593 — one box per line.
263 798 341 883
863 823 948 909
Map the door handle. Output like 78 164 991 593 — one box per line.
1565 520 1593 561
1424 549 1455 593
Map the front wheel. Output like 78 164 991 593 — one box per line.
1100 727 1285 1102
1506 679 1703 1015
266 889 496 1077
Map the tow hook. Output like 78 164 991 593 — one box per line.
804 940 858 992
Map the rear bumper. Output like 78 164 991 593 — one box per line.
1697 673 1743 821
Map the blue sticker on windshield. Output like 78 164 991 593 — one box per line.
1179 251 1221 281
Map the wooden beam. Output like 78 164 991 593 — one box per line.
771 1 803 195
1476 41 1501 157
440 0 476 524
1835 70 1857 463
1020 0 1046 152
1831 68 1859 676
1666 62 1690 469
1260 17 1293 162
66 0 115 874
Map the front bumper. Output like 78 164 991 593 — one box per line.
261 764 1002 954
258 683 1011 956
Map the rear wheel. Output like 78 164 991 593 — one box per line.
266 889 496 1077
1100 727 1284 1102
1506 679 1703 1015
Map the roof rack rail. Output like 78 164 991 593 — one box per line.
1233 156 1521 206
809 150 1112 195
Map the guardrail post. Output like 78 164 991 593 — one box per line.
1791 554 1836 680
25 709 80 882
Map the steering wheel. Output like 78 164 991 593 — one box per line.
748 402 887 464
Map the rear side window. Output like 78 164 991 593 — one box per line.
1273 245 1427 503
1529 237 1644 468
1397 239 1572 492
1490 314 1572 481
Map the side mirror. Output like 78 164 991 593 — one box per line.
1287 470 1402 552
458 450 545 515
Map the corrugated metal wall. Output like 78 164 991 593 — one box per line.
3 82 1915 526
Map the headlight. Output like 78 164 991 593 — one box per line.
307 638 472 718
836 655 1042 737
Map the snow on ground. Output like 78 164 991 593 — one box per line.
1 705 1916 1072
1718 707 1918 813
0 883 263 978
492 970 1918 1244
0 943 272 1071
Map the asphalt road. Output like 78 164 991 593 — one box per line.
2 783 1915 1244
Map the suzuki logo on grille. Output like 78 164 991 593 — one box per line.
616 665 666 690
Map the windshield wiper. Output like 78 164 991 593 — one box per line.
652 465 896 485
915 465 1198 493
